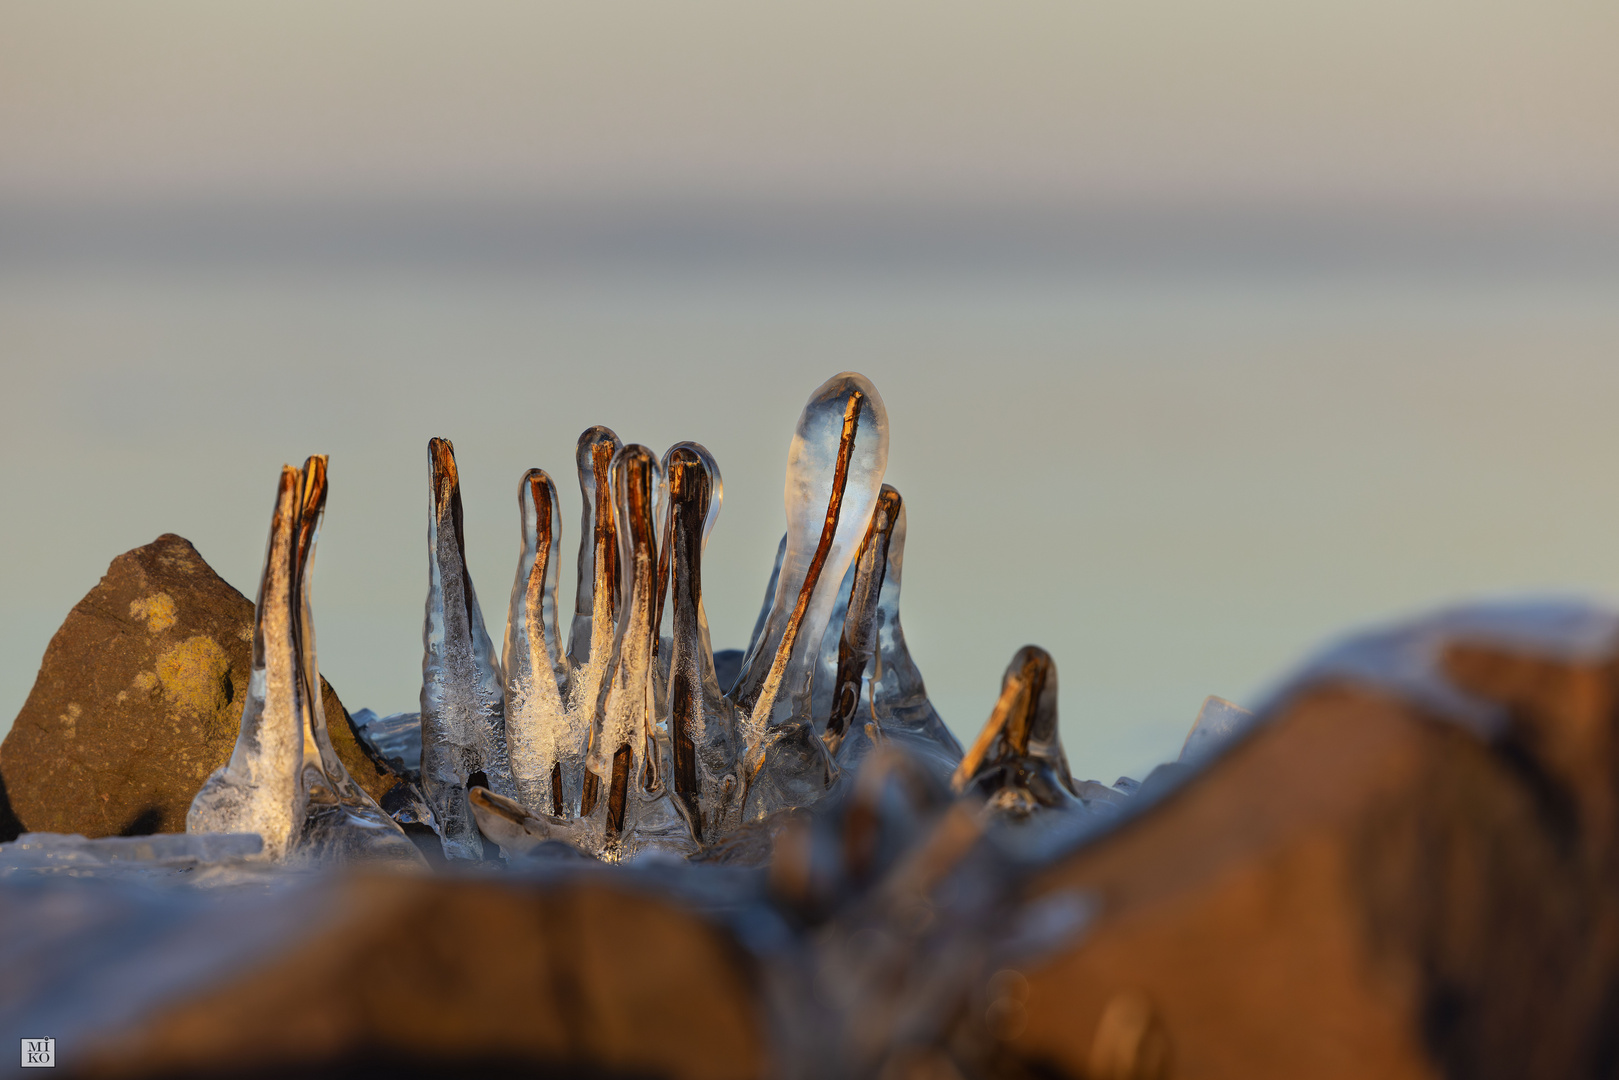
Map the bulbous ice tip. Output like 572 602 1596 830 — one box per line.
950 644 1058 792
662 442 722 544
786 373 888 519
1003 645 1058 751
611 443 660 553
428 437 459 513
576 425 622 483
520 467 556 517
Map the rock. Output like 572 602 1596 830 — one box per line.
0 873 767 1080
974 601 1619 1080
0 534 398 837
0 763 23 843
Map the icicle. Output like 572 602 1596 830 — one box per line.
567 426 622 819
655 441 721 653
834 489 963 781
590 443 661 843
503 468 577 818
420 438 512 861
733 373 889 819
951 646 1081 817
186 467 307 861
822 484 901 759
664 443 740 841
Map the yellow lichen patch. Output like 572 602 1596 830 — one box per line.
130 592 178 634
155 636 232 724
59 703 81 740
133 671 159 694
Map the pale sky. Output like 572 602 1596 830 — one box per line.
2 0 1617 209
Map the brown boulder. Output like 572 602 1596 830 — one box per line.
1 534 398 838
976 604 1619 1080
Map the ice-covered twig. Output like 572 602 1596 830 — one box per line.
420 438 513 861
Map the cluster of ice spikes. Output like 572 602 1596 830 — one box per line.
431 371 968 861
189 372 1142 867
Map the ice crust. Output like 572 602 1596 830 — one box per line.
1178 696 1254 766
351 709 423 777
0 832 265 881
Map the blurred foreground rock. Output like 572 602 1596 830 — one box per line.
0 871 767 1080
0 535 396 839
967 603 1619 1080
10 592 1619 1078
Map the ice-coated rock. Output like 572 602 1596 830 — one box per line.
1178 695 1255 766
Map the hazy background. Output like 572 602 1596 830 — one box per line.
3 1 1617 784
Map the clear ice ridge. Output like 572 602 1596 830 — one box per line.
0 832 268 884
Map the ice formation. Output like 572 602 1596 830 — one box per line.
951 646 1084 817
186 457 425 868
172 370 1167 868
1178 695 1255 766
420 439 515 860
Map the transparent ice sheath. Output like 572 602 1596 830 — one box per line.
187 467 307 861
732 373 890 820
586 443 694 858
951 646 1084 818
830 489 965 783
420 438 514 861
663 444 742 841
502 468 575 818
